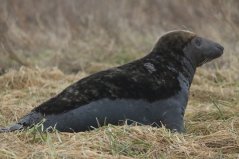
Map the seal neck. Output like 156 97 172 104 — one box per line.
181 56 196 85
145 51 196 87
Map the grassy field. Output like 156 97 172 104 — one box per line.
0 1 239 158
0 67 238 158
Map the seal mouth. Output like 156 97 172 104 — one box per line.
215 44 224 53
213 43 224 58
198 48 224 66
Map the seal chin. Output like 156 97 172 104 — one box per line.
198 58 209 66
198 57 214 66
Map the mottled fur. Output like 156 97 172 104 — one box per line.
35 31 196 115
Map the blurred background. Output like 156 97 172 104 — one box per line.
0 0 238 73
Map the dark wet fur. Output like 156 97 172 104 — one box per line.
35 57 181 115
34 32 195 115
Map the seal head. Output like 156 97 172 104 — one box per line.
153 30 223 66
183 35 224 67
151 30 223 83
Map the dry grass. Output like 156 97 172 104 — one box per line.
0 0 239 72
0 66 238 159
0 1 239 158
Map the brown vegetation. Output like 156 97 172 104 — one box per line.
0 67 238 158
0 0 238 72
0 1 238 158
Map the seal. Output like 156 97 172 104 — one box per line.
0 30 224 133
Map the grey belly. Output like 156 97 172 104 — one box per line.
43 98 184 132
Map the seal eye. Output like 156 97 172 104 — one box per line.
194 38 202 47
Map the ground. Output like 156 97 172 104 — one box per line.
0 1 239 158
0 66 238 159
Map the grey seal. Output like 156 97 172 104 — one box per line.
0 30 224 133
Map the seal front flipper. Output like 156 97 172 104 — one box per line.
161 108 185 133
0 111 44 133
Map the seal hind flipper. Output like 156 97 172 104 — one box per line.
0 123 23 133
0 111 44 133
